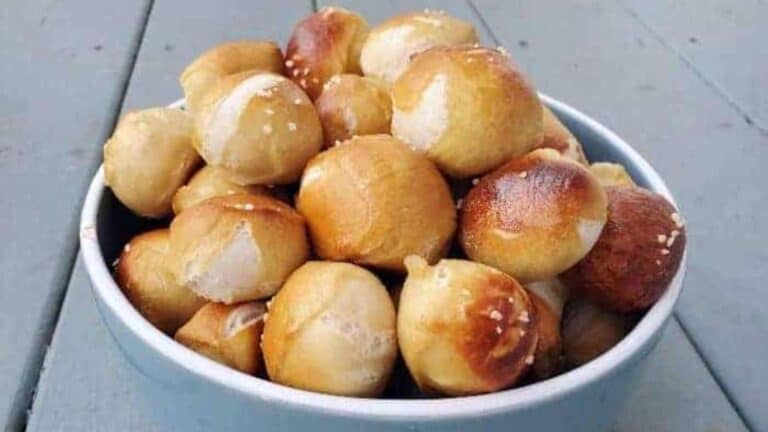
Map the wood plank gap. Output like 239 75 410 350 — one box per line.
15 1 157 431
466 0 501 45
673 313 754 432
615 0 767 135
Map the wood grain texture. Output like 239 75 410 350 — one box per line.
470 1 768 429
620 0 768 133
0 0 150 429
27 259 747 432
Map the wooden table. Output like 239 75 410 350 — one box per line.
2 0 765 430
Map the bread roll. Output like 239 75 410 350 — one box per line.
115 229 205 334
262 261 397 397
460 149 607 282
175 302 266 374
194 71 322 185
589 162 636 187
360 10 478 86
525 279 568 379
314 74 392 147
562 298 631 367
285 7 369 99
166 194 309 303
172 165 271 214
531 106 587 164
180 40 284 114
296 135 456 272
398 256 538 395
104 108 200 218
564 187 686 312
392 45 543 178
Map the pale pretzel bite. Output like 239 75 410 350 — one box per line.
172 165 272 214
285 7 370 99
531 106 588 165
166 194 309 304
459 148 608 283
193 71 322 185
116 229 206 334
392 45 543 178
525 278 569 379
564 186 686 312
296 135 456 273
360 9 478 86
179 40 285 114
398 256 538 396
589 162 637 188
314 74 392 147
262 262 397 397
561 297 632 367
104 108 200 218
175 302 266 374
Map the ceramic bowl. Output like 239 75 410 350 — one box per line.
80 95 686 431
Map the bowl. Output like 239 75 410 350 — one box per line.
80 94 686 432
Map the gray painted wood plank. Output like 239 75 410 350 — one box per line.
620 0 768 133
121 0 312 110
0 0 150 429
28 258 748 432
470 1 768 429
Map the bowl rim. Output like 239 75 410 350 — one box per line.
80 94 686 421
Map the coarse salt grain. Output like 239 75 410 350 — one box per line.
302 67 310 76
124 244 131 252
287 122 297 131
456 198 463 209
495 326 502 334
656 260 661 265
265 108 274 116
666 236 675 247
293 98 302 105
300 79 307 88
292 69 300 77
489 310 503 321
660 249 670 255
519 171 528 178
525 355 534 365
472 178 479 185
285 60 294 68
243 203 255 211
518 311 530 323
262 124 273 134
508 297 515 304
657 234 667 243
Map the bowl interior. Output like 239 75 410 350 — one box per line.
82 94 683 419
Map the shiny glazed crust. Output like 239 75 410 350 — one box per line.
179 40 285 114
166 194 309 303
262 261 397 397
314 74 392 147
391 45 543 178
564 187 686 312
175 302 266 374
285 7 369 99
116 229 206 334
193 71 322 185
459 149 607 282
398 257 538 395
103 108 201 218
296 134 456 272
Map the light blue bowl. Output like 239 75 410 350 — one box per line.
80 95 686 431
